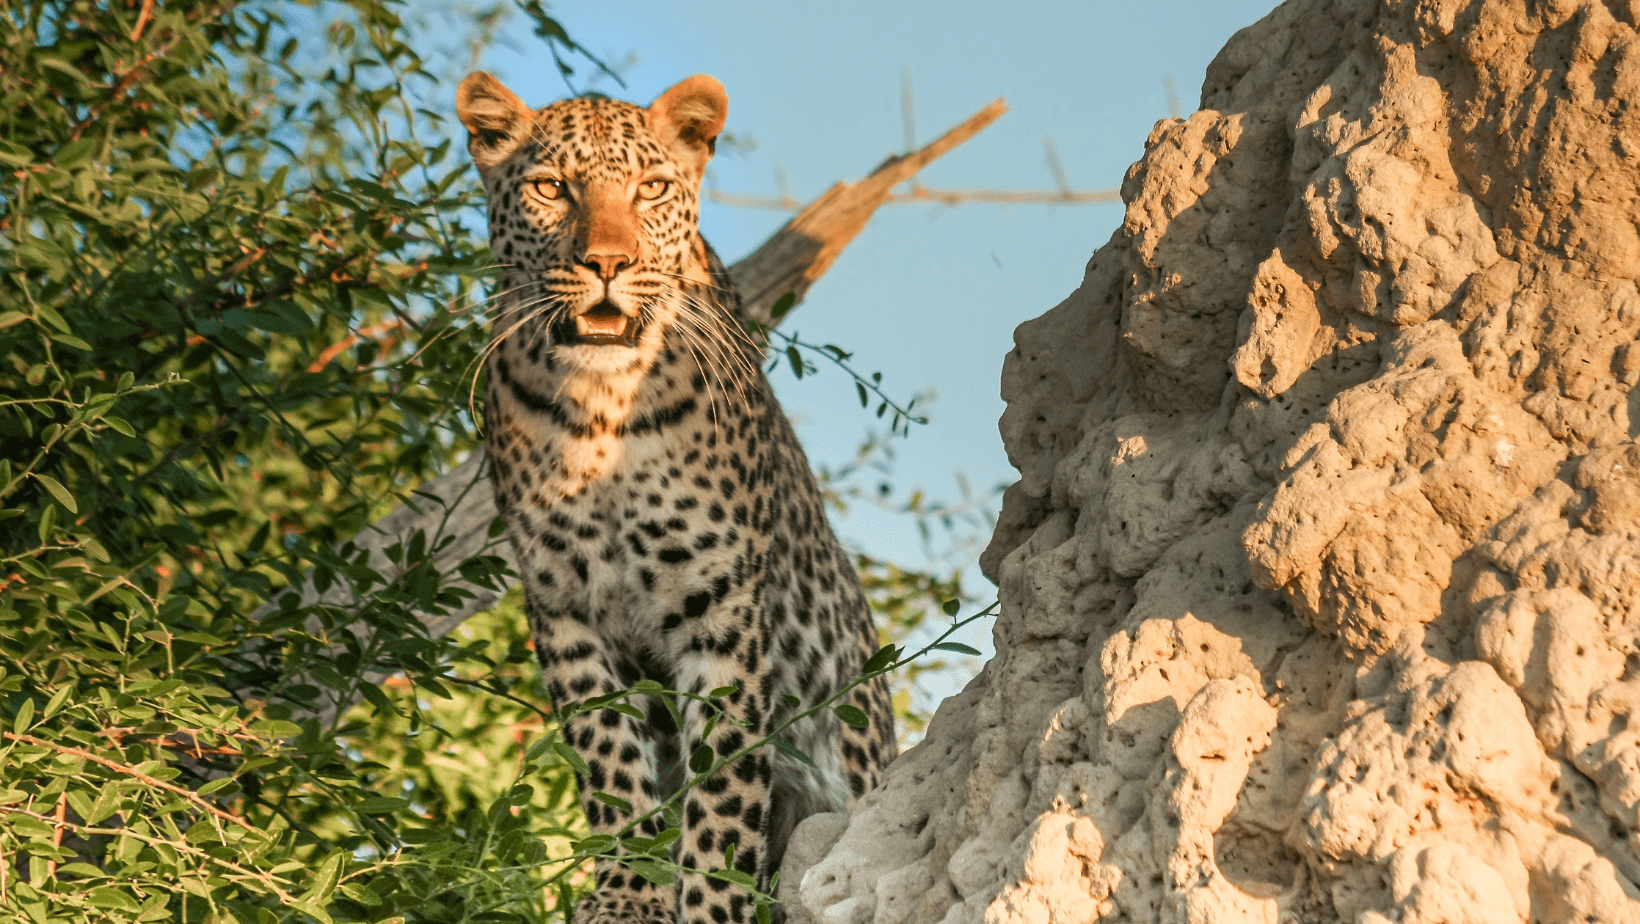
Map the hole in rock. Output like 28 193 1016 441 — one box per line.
1214 820 1302 899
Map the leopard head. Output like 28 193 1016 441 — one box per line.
457 73 729 379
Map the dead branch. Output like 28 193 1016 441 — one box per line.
706 184 1118 211
254 99 1012 726
732 98 1007 323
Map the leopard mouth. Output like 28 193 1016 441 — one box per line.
556 301 640 347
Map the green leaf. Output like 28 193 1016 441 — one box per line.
12 698 35 734
771 736 815 767
88 887 142 912
708 685 738 699
32 474 76 514
769 291 797 320
833 704 870 729
354 797 410 814
37 502 56 544
339 882 383 907
197 777 240 797
624 858 676 887
591 791 631 813
716 868 757 888
942 598 962 616
578 834 618 855
554 741 590 778
41 686 72 720
786 345 804 379
688 743 714 774
932 642 982 656
862 644 900 673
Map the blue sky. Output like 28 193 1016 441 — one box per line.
460 0 1282 683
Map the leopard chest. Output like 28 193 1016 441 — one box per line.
489 387 782 651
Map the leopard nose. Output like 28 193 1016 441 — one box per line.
580 250 632 280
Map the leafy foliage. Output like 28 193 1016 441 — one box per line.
0 2 989 922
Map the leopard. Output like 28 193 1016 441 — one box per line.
455 71 897 924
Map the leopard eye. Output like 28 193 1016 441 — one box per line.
530 178 565 201
637 179 669 201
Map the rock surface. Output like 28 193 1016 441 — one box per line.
785 0 1640 920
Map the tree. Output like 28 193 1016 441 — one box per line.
0 2 987 921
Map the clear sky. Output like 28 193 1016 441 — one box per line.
462 0 1282 688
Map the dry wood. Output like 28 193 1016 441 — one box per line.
260 99 1010 725
707 182 1117 211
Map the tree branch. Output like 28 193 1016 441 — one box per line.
257 99 1010 725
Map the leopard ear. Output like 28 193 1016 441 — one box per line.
648 75 728 174
457 72 532 168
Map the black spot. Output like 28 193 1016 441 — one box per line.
708 503 726 522
684 591 712 619
560 641 596 662
659 547 693 564
694 532 719 551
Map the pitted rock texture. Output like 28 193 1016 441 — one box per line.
786 0 1640 921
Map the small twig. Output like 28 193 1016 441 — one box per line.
67 38 179 143
307 318 407 372
48 794 66 878
129 0 156 42
3 732 262 838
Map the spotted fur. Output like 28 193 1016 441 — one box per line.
456 73 896 924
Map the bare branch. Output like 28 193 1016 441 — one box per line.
732 98 1008 325
706 185 1118 211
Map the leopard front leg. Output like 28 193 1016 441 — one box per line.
532 608 675 924
671 655 778 924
